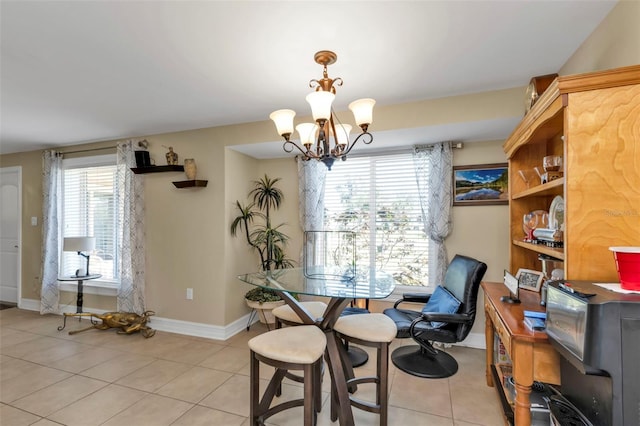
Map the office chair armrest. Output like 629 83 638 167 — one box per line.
393 293 432 308
419 312 472 324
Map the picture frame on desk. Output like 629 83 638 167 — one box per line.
516 268 544 292
452 163 508 206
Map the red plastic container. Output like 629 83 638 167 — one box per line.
609 247 640 291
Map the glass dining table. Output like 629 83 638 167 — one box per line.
238 267 396 426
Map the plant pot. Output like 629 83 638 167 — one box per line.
245 299 285 324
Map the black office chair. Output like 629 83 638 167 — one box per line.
383 254 487 378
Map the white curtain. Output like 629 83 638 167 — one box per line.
40 150 62 314
297 158 327 266
297 158 327 232
116 141 146 314
414 142 453 286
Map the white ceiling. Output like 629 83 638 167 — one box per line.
0 1 617 156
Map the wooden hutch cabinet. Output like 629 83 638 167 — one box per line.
505 65 640 282
485 65 640 426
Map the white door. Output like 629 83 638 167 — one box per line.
0 167 21 304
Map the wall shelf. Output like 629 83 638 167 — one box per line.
131 165 184 174
172 180 208 188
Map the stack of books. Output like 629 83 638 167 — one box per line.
524 310 546 332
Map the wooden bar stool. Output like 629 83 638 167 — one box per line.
331 313 397 426
272 301 327 406
249 325 326 426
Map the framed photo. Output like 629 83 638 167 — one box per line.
453 163 509 206
516 268 545 292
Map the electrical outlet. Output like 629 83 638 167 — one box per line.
186 288 193 300
31 217 38 226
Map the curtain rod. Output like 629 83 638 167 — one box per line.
61 145 117 155
60 139 148 155
333 141 464 160
414 142 463 153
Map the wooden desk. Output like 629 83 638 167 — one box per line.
482 281 560 426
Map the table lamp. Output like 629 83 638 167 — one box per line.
63 237 95 277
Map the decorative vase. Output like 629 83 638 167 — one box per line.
184 159 197 180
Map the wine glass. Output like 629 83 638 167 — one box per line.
534 166 545 184
518 169 535 188
523 210 549 236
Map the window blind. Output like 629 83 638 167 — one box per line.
61 156 118 281
324 153 430 286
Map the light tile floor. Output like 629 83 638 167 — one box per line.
0 308 504 425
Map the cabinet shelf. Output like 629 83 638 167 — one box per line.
172 180 208 188
512 178 564 200
131 165 184 174
513 240 565 260
491 364 515 425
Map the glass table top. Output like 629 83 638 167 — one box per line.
238 267 396 299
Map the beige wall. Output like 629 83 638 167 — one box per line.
560 0 640 75
224 149 260 324
450 140 509 336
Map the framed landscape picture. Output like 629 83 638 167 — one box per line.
453 163 509 206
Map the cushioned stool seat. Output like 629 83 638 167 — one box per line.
249 326 326 426
272 301 328 325
332 313 397 426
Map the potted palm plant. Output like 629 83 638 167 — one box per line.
231 175 295 325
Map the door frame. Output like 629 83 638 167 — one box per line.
0 166 22 306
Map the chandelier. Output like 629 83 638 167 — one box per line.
269 50 375 170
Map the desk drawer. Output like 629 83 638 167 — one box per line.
486 300 511 356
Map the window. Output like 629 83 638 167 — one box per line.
60 155 119 283
323 152 430 287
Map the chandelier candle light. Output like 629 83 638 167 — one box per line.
270 50 375 170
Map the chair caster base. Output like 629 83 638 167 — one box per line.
391 345 458 378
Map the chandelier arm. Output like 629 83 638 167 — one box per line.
309 77 342 93
340 131 374 157
283 140 321 159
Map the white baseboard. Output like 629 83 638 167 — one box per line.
149 314 254 341
19 298 41 311
20 297 484 348
19 297 256 341
456 331 486 350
